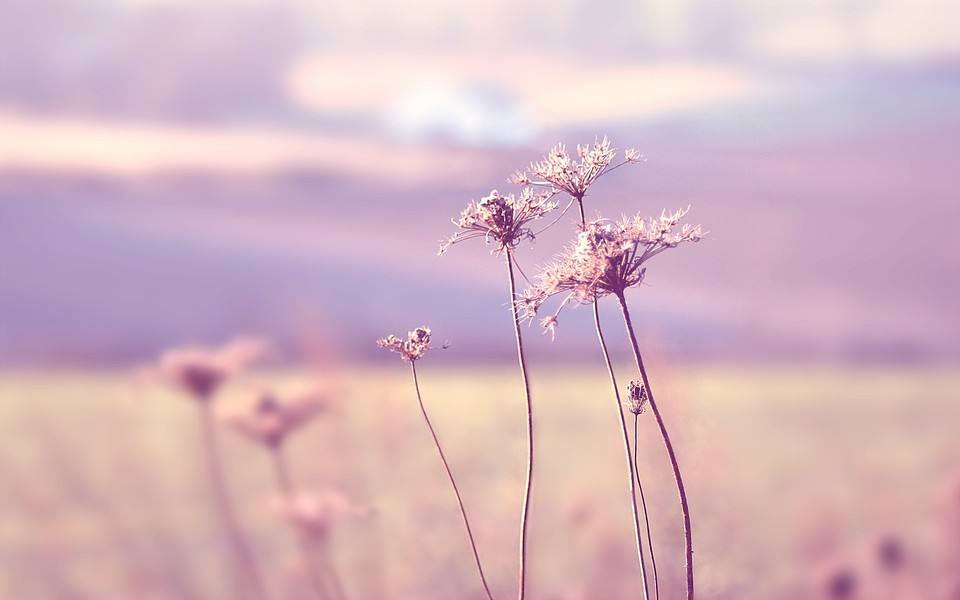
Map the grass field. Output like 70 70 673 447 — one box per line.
1 364 958 599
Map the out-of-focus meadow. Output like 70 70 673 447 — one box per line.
2 0 960 598
2 365 960 600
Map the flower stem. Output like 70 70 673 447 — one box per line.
578 197 651 599
409 361 496 600
198 402 270 600
616 292 694 600
505 249 535 600
593 300 651 600
270 446 339 600
634 415 660 600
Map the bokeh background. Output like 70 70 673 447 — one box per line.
1 0 959 599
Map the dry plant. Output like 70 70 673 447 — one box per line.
514 138 655 599
158 339 271 600
222 386 352 600
523 204 704 600
378 326 495 600
441 190 559 600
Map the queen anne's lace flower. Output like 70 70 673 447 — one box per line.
377 326 433 361
512 137 643 199
439 188 558 255
522 208 704 330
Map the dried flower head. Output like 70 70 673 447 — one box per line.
222 388 325 448
627 380 648 415
521 208 704 332
439 188 558 255
159 338 271 401
272 491 361 539
513 137 643 199
377 326 433 361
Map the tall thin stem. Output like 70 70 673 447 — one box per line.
616 292 695 600
409 361 496 600
270 445 344 600
634 416 660 600
197 403 270 600
578 197 651 599
505 249 535 600
271 445 294 496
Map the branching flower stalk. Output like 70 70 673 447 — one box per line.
159 343 271 600
441 190 558 600
522 208 703 600
515 139 654 598
378 327 495 600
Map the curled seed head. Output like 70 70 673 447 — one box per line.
627 380 648 415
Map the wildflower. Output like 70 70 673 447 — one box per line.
159 338 271 401
158 339 273 599
222 388 325 448
389 324 496 600
377 326 433 361
272 491 360 540
522 208 704 331
514 137 641 199
439 188 558 256
627 381 648 415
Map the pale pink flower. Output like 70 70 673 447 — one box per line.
514 137 641 198
439 188 558 255
522 208 704 333
159 338 271 401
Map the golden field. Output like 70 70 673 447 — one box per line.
1 364 958 600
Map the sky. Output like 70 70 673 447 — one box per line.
0 0 958 365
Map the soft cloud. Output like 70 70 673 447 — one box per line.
287 53 768 131
0 111 500 182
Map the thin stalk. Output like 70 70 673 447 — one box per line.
578 197 651 599
616 292 695 600
270 446 339 600
505 249 535 600
634 416 660 600
198 403 270 600
409 361 496 600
